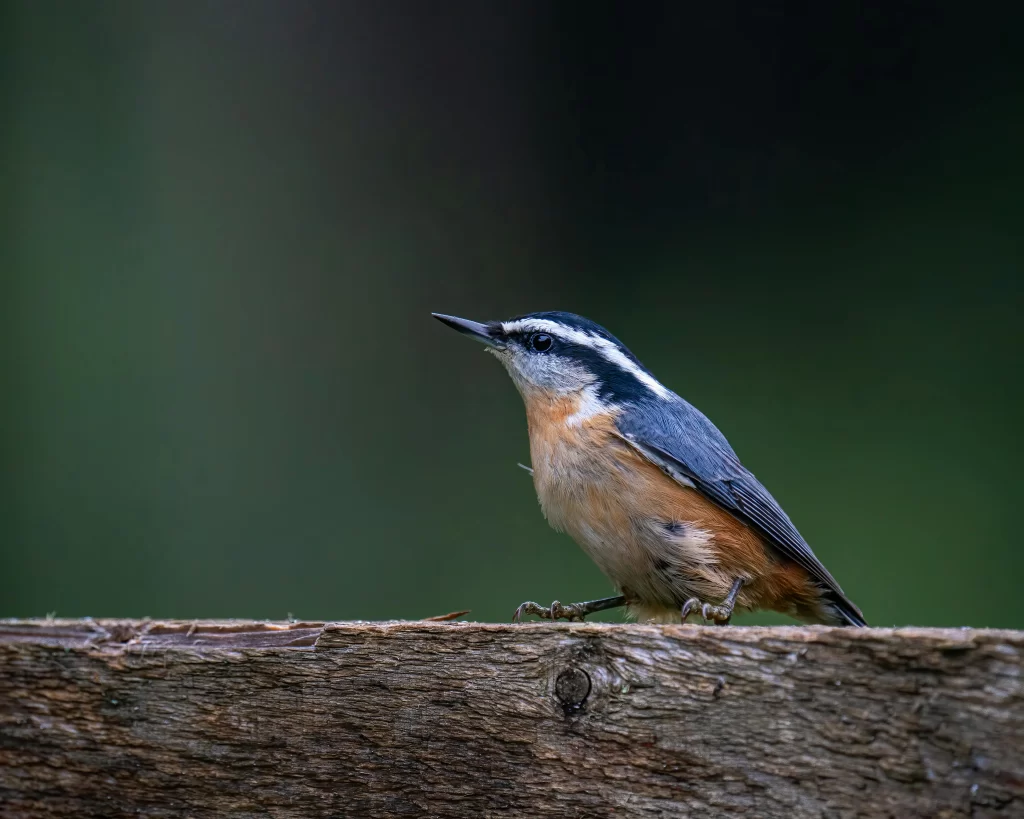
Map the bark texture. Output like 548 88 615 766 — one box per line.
0 619 1021 818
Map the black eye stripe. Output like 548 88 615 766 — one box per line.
502 314 660 403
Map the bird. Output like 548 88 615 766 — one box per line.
432 311 866 627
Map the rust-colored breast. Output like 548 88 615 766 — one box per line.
520 387 832 624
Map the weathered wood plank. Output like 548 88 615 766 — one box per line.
0 620 1021 818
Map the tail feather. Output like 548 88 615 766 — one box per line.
824 589 868 627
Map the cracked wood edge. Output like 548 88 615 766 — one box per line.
0 620 1022 819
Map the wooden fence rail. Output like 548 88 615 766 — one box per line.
0 619 1021 818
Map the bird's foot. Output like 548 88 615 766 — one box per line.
681 597 734 625
681 578 745 626
513 600 585 623
512 594 627 624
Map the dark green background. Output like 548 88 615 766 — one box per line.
2 3 1021 627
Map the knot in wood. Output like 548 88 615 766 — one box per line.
555 667 591 711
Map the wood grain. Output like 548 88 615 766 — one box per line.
1 619 1021 818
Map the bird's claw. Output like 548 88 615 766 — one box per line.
513 600 587 623
681 597 733 625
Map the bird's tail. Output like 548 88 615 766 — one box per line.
822 589 868 627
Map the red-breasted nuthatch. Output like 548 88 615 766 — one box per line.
433 311 866 627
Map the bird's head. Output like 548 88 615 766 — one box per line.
432 311 671 416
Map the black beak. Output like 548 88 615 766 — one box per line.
432 313 505 349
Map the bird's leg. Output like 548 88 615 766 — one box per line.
513 595 626 623
681 578 745 625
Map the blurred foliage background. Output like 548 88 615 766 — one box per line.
2 2 1021 627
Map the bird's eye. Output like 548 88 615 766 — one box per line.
530 333 553 352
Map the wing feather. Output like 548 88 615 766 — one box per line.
617 399 865 626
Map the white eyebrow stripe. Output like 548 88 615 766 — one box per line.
501 318 671 399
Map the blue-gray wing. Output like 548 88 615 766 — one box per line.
617 398 865 626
